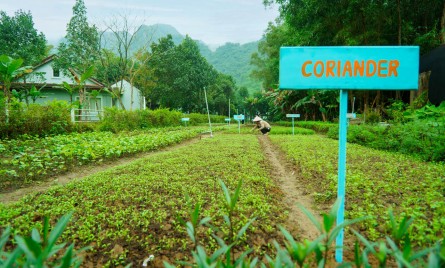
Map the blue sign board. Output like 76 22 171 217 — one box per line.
286 114 300 135
233 114 244 121
280 46 419 90
279 46 420 263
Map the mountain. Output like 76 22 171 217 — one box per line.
100 24 184 54
206 42 261 93
54 23 262 93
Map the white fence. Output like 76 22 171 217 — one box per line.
70 108 104 123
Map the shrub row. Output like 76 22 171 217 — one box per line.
0 127 214 191
0 101 78 139
291 119 444 162
326 121 445 162
0 99 227 138
98 108 228 132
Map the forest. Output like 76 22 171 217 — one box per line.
252 0 445 121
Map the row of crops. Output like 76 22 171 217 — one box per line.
0 132 287 266
1 126 444 266
0 126 225 191
270 134 445 247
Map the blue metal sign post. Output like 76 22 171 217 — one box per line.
233 114 245 134
286 114 300 135
181 118 190 127
279 46 419 263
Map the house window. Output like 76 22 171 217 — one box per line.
53 68 60 77
89 97 102 111
75 96 102 111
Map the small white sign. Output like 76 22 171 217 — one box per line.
181 118 190 121
286 114 301 118
346 113 356 119
233 114 245 121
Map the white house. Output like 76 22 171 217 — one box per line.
14 55 112 111
13 55 146 112
111 80 146 111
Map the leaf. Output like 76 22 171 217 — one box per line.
223 215 231 226
387 237 413 268
219 179 232 210
186 222 195 244
352 229 377 254
210 245 230 262
199 216 211 226
31 228 41 243
297 203 322 233
233 247 253 266
328 217 370 245
230 180 243 210
2 247 23 267
45 212 73 256
322 213 335 233
57 243 74 268
15 235 39 261
191 203 201 226
80 66 95 83
0 226 11 249
235 217 256 240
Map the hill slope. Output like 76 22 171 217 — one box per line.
69 23 262 93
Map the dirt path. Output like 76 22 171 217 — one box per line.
0 138 202 205
258 135 321 241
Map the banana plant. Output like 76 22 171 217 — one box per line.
0 55 32 105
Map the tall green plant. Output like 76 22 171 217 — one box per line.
0 55 31 104
0 212 87 267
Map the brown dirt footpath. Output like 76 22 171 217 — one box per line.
257 135 321 240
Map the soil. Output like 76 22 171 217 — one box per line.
258 135 321 241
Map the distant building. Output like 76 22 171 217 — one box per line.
110 80 146 111
12 55 145 111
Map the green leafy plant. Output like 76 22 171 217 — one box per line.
0 211 87 267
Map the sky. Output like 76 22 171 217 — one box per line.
1 0 280 47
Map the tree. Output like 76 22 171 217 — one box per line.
0 10 47 66
209 73 237 115
132 49 156 109
147 35 177 109
174 36 218 112
98 14 153 110
54 0 100 108
60 66 95 105
259 0 445 118
251 22 294 91
0 55 32 105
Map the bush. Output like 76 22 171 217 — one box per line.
365 110 381 124
186 113 227 125
142 108 182 127
326 121 445 162
0 100 73 139
99 108 141 132
99 108 228 132
294 121 337 134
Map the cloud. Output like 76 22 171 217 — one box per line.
0 0 279 44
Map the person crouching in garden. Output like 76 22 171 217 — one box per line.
251 116 271 135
